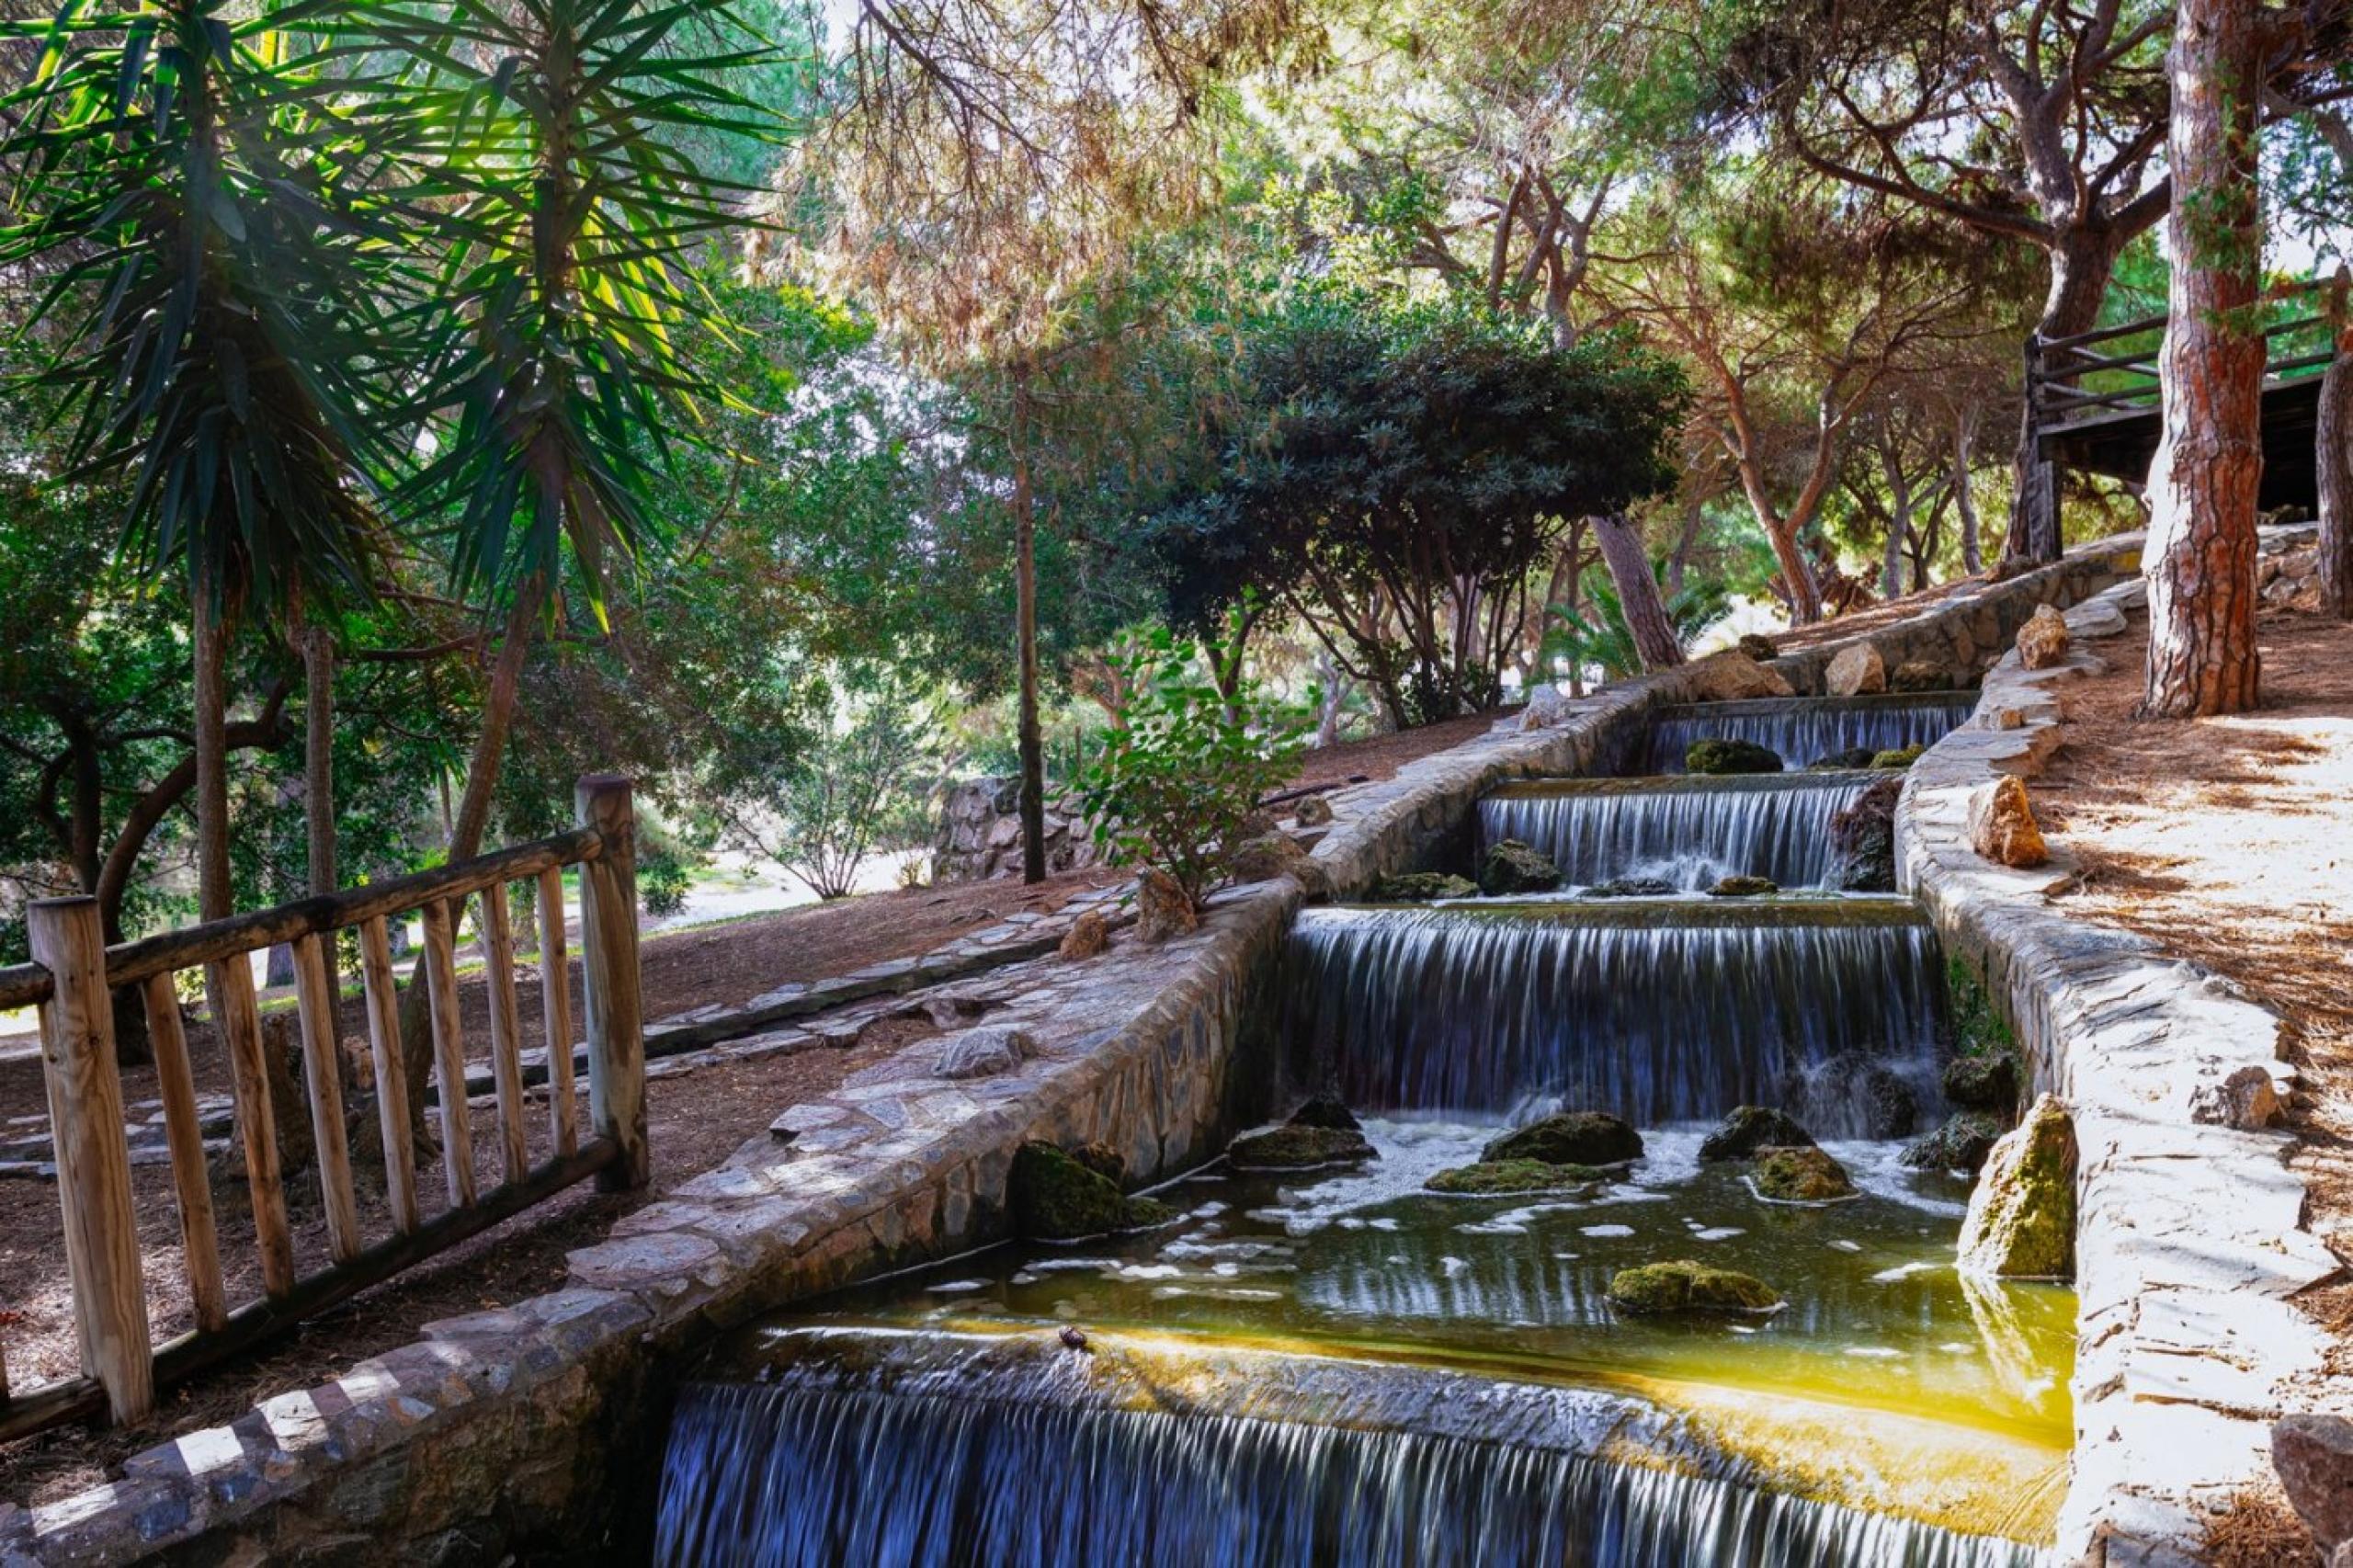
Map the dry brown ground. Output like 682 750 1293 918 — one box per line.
2029 602 2353 1565
0 715 1488 1508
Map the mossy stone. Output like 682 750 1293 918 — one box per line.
1479 837 1563 896
1589 876 1677 898
1751 1145 1857 1201
1425 1159 1606 1196
1956 1094 2076 1278
1808 746 1880 771
1606 1259 1782 1315
1370 871 1479 903
1070 1141 1126 1185
1902 1112 2006 1176
1942 1052 2021 1111
1707 874 1778 897
1011 1141 1169 1240
1699 1106 1815 1161
1870 744 1927 769
1686 737 1784 776
1227 1122 1376 1170
1483 1110 1643 1166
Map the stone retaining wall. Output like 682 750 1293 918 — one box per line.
0 539 2139 1564
1894 527 2333 1566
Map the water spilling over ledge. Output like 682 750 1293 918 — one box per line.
1480 772 1880 890
654 1328 2057 1568
1282 901 1947 1129
1634 692 1975 774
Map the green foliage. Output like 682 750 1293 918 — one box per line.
1947 955 2018 1060
1073 615 1313 912
636 821 702 918
1539 571 1729 685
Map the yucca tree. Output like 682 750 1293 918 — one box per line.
356 0 777 1108
0 0 414 927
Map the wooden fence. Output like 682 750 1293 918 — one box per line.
0 775 648 1439
2029 274 2342 426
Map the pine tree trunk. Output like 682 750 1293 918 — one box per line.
2320 283 2351 620
304 620 335 897
191 577 232 924
2141 0 2264 718
1767 521 1824 624
1012 369 1046 885
1954 414 1984 575
2006 233 2125 566
1592 513 1684 669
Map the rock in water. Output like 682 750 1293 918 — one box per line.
1070 1142 1126 1184
1902 1113 2005 1176
1890 657 1956 692
1870 744 1925 769
1287 1096 1361 1131
1828 776 1902 892
2015 603 2071 669
1483 1110 1643 1166
1699 1106 1816 1161
1967 776 2049 868
1225 1122 1375 1169
1136 867 1199 943
1751 1146 1857 1201
1371 871 1480 902
1825 642 1887 697
1683 652 1795 701
1059 1325 1090 1352
1479 837 1563 896
1706 874 1777 898
1011 1142 1174 1240
1057 908 1108 960
1686 737 1783 776
1606 1260 1781 1315
1942 1052 2020 1110
1956 1094 2076 1278
1807 746 1881 771
1426 1159 1606 1195
1588 876 1677 898
1736 633 1779 663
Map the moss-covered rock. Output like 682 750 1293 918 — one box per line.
1370 871 1479 903
1699 1106 1815 1161
1070 1142 1127 1185
1901 1112 2005 1176
1226 1122 1376 1170
1287 1096 1362 1132
1957 1094 2075 1278
1425 1158 1607 1195
1011 1141 1171 1240
1687 737 1784 776
1706 874 1778 897
1752 1145 1858 1201
1870 744 1926 770
1606 1259 1782 1315
1807 746 1881 771
1483 1110 1643 1166
1479 837 1563 896
1942 1052 2021 1110
1588 875 1677 898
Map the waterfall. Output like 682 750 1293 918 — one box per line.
1638 693 1974 774
655 1379 2044 1568
1480 773 1877 890
1281 903 1945 1131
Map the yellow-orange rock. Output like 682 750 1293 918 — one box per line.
1968 776 2048 868
1057 908 1108 960
2015 605 2071 670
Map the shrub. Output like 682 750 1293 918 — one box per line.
1072 615 1313 913
638 842 695 919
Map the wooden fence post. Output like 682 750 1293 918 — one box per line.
28 899 154 1423
575 776 649 1189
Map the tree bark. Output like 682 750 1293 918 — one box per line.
2321 277 2351 620
1012 366 1046 885
1591 513 1684 670
2006 231 2129 567
304 619 335 898
1953 410 1984 575
1879 438 1914 599
2141 0 2265 718
191 576 232 924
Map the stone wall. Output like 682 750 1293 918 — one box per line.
931 776 1099 883
1893 526 2332 1566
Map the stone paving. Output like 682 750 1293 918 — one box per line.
1896 524 2335 1567
0 537 2152 1564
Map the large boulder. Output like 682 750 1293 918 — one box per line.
1752 1145 1858 1201
1426 1158 1606 1195
1479 838 1563 896
1588 875 1677 898
1226 1122 1376 1169
1699 1106 1815 1161
1968 776 2049 868
1683 652 1795 701
1011 1142 1174 1239
1902 1112 2005 1176
1483 1110 1643 1166
1825 642 1887 697
1942 1051 2020 1111
1706 874 1777 898
2015 603 2071 669
1956 1094 2076 1278
1686 737 1783 776
1371 871 1479 903
1287 1096 1362 1131
1606 1259 1781 1315
1827 776 1902 892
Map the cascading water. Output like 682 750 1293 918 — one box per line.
1636 693 1974 774
1281 901 1945 1131
654 1333 2052 1568
1479 772 1878 890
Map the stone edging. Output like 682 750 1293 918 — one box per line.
1894 526 2334 1566
0 535 2149 1563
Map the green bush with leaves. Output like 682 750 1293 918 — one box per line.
1073 619 1313 912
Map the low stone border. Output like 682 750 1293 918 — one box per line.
1894 526 2335 1565
0 534 2143 1562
